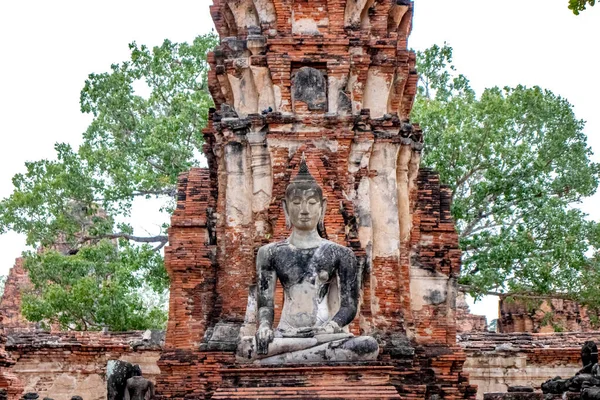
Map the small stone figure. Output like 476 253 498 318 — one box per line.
541 376 569 394
124 374 155 400
581 341 600 374
107 360 142 400
583 387 600 400
542 341 600 396
237 159 379 364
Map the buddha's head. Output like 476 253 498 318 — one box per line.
283 159 327 233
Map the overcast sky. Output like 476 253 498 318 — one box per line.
1 1 598 321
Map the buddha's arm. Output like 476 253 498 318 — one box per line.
256 246 276 327
331 248 359 328
124 382 131 400
149 381 155 398
256 245 276 353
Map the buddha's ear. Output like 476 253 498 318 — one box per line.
282 199 291 230
318 198 327 232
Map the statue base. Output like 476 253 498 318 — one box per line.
212 364 400 399
156 344 478 399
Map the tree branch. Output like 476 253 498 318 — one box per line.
133 188 177 197
454 166 485 199
80 233 168 244
458 284 574 300
145 158 166 173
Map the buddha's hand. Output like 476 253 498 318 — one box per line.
256 323 274 355
313 320 342 335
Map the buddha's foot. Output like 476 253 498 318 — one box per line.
236 335 379 364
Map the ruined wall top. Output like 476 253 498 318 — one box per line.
210 0 413 42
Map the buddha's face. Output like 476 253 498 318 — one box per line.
284 187 325 232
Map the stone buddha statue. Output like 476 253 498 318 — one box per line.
124 373 155 400
237 159 379 364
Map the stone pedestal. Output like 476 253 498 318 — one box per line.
213 364 401 399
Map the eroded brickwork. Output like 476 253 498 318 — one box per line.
5 331 162 400
0 259 36 333
156 0 476 398
499 297 593 334
0 316 22 400
456 293 488 334
459 332 600 399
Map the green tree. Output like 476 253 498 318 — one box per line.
0 33 218 331
569 0 596 14
413 44 600 307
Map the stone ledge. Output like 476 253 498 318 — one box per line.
5 330 165 352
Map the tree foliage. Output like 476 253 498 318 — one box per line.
569 0 596 14
22 240 167 331
413 44 600 307
0 33 218 330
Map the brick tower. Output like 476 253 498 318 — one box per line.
155 0 477 398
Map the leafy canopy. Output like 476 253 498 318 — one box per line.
569 0 596 14
0 34 218 330
22 240 167 331
412 44 600 307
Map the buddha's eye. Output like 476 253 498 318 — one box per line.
308 199 318 205
292 199 301 205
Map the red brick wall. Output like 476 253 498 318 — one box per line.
499 297 594 334
0 259 37 332
5 331 162 400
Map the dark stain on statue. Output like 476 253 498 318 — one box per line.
292 67 327 111
423 289 445 305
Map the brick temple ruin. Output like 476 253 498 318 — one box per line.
0 0 598 399
155 0 477 397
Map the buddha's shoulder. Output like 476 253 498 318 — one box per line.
257 240 289 256
319 240 355 257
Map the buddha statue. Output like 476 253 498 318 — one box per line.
124 372 155 400
237 159 379 364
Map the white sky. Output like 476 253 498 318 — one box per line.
0 0 598 322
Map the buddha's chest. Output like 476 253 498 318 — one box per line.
272 246 338 287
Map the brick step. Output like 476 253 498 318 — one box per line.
212 385 401 399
